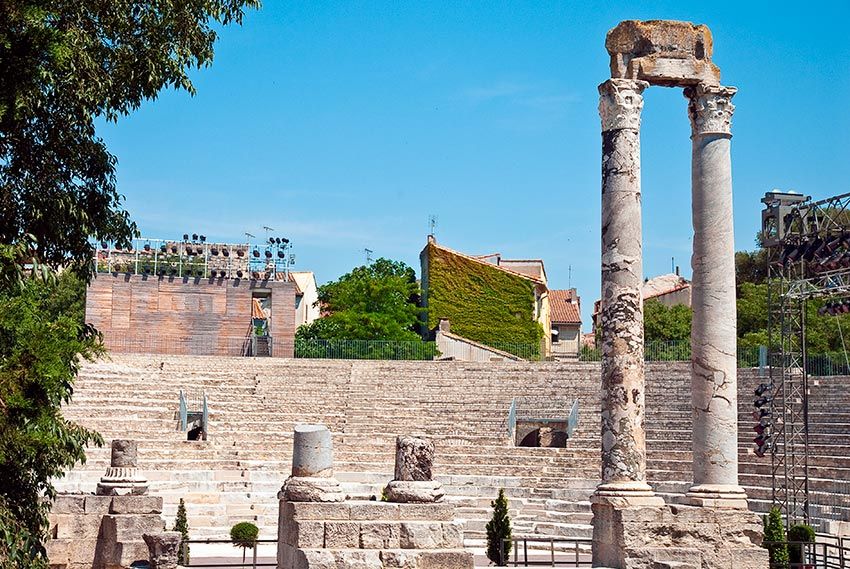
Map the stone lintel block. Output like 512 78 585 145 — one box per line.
360 522 401 549
349 502 399 521
110 495 163 515
285 519 325 548
397 502 454 521
606 20 719 85
284 500 350 521
84 495 113 514
51 495 86 514
324 521 360 548
632 56 720 87
416 550 474 569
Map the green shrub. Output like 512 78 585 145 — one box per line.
763 507 789 569
485 488 512 566
230 521 259 566
173 498 189 565
787 523 815 565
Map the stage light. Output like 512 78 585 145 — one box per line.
160 244 167 253
200 235 206 243
222 248 229 257
236 270 243 278
171 245 178 254
211 247 219 256
265 250 272 259
192 233 198 241
276 237 281 244
252 249 260 258
186 246 193 255
278 250 285 259
210 270 217 278
754 432 771 458
183 234 189 241
100 241 108 249
251 271 260 280
281 238 289 244
237 249 244 258
269 237 275 245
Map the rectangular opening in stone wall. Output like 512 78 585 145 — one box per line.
515 420 568 447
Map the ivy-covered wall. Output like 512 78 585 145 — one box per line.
422 243 543 347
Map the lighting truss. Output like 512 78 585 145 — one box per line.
762 190 850 526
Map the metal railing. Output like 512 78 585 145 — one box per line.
501 537 592 567
566 399 579 439
178 389 208 440
180 538 277 568
507 398 517 440
765 535 850 568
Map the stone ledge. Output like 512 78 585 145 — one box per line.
279 544 473 569
283 501 454 522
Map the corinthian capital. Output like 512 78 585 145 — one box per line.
685 83 737 136
598 79 649 132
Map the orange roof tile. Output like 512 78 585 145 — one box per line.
550 289 581 324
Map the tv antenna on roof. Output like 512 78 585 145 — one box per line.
364 248 373 264
428 214 438 237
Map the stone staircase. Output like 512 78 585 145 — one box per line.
55 355 850 547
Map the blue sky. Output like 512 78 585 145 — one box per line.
99 1 850 331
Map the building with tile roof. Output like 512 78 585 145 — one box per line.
549 288 582 359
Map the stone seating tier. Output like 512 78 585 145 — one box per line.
56 356 850 542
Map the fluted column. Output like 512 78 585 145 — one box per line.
594 79 661 504
684 83 748 508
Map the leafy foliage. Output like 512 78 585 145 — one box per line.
485 488 512 566
0 270 104 567
230 521 258 565
173 498 190 565
296 258 423 341
787 523 815 565
763 507 789 569
0 2 258 565
643 298 692 343
425 244 543 353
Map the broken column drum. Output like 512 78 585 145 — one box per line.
143 532 182 569
281 424 345 502
96 439 149 496
596 78 661 503
685 83 748 508
384 436 445 503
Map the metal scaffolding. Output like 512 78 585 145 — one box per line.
761 190 850 525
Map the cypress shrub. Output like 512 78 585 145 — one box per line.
763 507 789 569
486 488 512 566
173 498 189 565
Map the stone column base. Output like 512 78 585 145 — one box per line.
683 484 749 509
281 476 346 503
384 480 445 503
592 481 665 508
96 467 149 496
591 501 768 569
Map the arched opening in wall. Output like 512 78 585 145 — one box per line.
518 426 567 448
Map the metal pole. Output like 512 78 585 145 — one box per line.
252 542 257 568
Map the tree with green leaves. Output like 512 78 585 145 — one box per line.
763 507 789 569
643 298 692 344
173 498 190 565
230 521 259 568
296 258 423 341
485 488 512 566
0 2 259 566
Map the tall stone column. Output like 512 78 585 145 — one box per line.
684 83 748 508
594 78 660 504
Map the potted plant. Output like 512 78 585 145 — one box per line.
787 523 816 569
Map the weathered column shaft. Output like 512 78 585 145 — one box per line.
685 83 747 507
596 78 657 499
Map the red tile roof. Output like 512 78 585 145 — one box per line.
550 289 581 324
